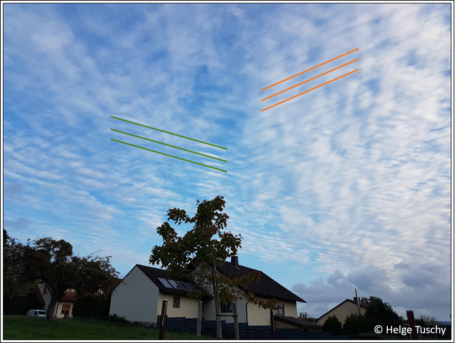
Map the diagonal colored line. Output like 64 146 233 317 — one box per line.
111 129 227 163
261 48 359 91
111 116 227 150
111 139 227 173
261 69 359 112
261 59 359 101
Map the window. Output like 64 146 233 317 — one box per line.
61 304 71 314
173 296 180 308
274 305 284 315
221 302 232 313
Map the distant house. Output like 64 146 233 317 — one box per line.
109 256 308 329
36 283 77 318
31 279 122 318
317 298 367 325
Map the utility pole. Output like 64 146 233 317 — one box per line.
355 289 361 316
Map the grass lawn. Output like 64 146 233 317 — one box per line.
3 315 214 340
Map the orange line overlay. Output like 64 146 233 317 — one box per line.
261 48 359 91
261 69 359 112
261 59 359 101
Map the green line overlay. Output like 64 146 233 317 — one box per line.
111 129 227 163
111 116 227 150
111 139 227 173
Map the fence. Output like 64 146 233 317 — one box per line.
156 316 351 340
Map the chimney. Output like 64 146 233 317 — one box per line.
231 255 239 268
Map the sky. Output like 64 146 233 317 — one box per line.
3 2 452 321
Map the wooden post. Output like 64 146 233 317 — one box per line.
232 303 239 340
406 310 419 340
159 299 168 340
270 310 275 340
196 300 202 339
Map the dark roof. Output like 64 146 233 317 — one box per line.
317 299 367 321
104 278 123 296
274 315 323 328
135 264 211 299
61 291 77 302
216 261 306 303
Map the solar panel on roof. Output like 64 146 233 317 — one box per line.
178 281 190 291
168 279 182 289
186 283 197 291
159 278 173 288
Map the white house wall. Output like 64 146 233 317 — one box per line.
54 302 74 318
202 298 248 324
109 267 159 324
247 297 298 325
157 293 199 318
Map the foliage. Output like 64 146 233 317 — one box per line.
19 235 119 321
3 295 26 315
72 295 110 320
322 315 342 335
149 196 280 339
3 229 37 297
3 315 213 340
419 315 437 325
363 296 402 325
109 313 131 326
344 313 376 335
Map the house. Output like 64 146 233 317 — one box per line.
109 256 307 329
36 283 77 318
30 279 122 318
109 264 210 325
316 297 367 325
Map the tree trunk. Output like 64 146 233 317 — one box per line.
47 293 61 321
212 266 222 339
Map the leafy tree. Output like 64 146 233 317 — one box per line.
322 315 342 335
3 229 36 298
344 313 375 335
21 236 119 321
419 315 437 325
363 296 402 325
149 196 280 339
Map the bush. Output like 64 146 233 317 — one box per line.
344 314 376 335
3 296 26 315
72 295 110 320
109 313 131 326
323 315 342 335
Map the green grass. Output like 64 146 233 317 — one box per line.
3 315 214 340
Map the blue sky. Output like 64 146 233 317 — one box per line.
3 3 451 321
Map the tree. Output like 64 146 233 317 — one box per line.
363 296 402 325
3 229 36 298
21 236 119 321
322 315 342 335
149 196 280 339
419 315 437 325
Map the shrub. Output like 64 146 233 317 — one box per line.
344 314 376 335
72 295 110 320
323 315 342 335
3 296 26 315
109 313 130 326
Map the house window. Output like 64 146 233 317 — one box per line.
274 305 284 315
221 302 232 313
61 304 71 316
173 297 180 308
